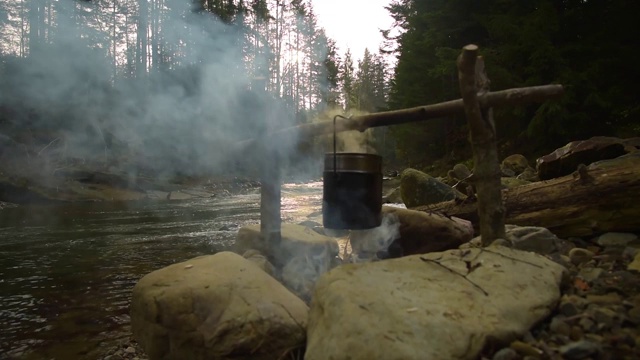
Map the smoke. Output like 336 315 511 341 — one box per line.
348 212 400 261
313 108 378 155
0 0 298 181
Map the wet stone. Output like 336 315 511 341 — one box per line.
596 232 638 247
578 317 596 332
509 340 543 357
570 326 584 341
549 316 572 337
627 306 640 324
492 347 518 360
559 295 587 316
593 307 619 328
578 267 603 283
569 248 594 266
586 293 623 306
559 340 602 359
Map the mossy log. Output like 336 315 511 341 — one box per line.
414 154 640 238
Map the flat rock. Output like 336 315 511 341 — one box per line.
306 247 566 360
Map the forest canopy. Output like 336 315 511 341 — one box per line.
386 0 640 166
0 0 638 177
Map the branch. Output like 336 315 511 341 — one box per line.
233 84 564 151
420 256 489 296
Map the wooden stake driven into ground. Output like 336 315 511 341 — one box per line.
257 45 564 254
457 45 506 245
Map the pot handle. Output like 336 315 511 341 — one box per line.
332 114 349 175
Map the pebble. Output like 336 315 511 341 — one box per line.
485 231 640 360
628 252 640 272
492 347 518 360
627 306 640 324
593 307 618 328
569 248 594 266
570 326 583 341
596 232 638 247
577 267 603 283
549 317 572 337
509 340 543 357
586 293 622 305
559 340 601 359
559 295 586 316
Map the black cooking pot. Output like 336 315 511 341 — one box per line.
323 152 382 230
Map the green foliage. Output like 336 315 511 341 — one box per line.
385 0 640 165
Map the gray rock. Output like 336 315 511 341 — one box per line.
502 154 531 175
568 248 595 266
549 316 572 337
559 340 601 359
298 220 322 228
622 245 640 260
593 307 619 328
463 225 559 254
596 232 638 247
492 347 518 360
517 167 539 182
500 166 516 177
629 252 640 271
506 225 558 255
559 295 587 316
130 252 308 360
627 306 640 324
586 293 623 305
306 247 566 360
577 267 603 283
400 168 458 208
451 163 472 180
510 340 543 357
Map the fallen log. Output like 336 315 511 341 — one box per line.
414 153 640 238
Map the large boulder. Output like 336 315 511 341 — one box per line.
306 247 566 360
536 136 640 180
501 154 531 175
131 252 308 360
400 168 458 208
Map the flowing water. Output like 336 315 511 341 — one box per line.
0 182 324 360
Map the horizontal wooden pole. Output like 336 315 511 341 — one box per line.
236 84 563 150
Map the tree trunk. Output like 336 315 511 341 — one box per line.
414 154 640 238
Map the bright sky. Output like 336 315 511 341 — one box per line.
312 0 395 64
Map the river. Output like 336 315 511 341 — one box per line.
0 181 324 359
